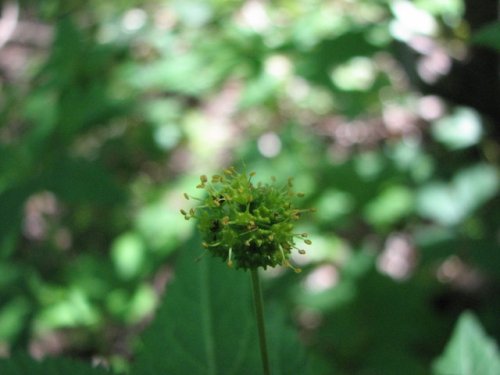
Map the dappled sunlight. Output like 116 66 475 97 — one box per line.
304 265 339 293
377 233 417 280
257 132 282 158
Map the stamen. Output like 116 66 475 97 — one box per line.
202 241 221 248
195 252 208 262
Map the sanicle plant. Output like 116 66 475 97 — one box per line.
181 167 313 375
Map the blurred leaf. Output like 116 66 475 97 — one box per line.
136 204 189 254
0 298 30 341
111 232 146 280
239 73 280 108
354 151 384 180
296 29 381 86
433 311 500 375
414 0 464 18
416 226 500 280
330 57 377 91
0 184 35 245
126 283 157 323
132 237 312 375
171 0 214 27
295 251 371 312
0 353 112 375
315 189 355 224
38 17 129 142
1 1 499 373
43 158 126 204
56 85 127 141
313 265 439 375
472 22 500 51
417 164 498 225
128 52 221 95
364 185 414 228
23 91 57 145
37 288 100 329
417 183 464 225
431 107 483 150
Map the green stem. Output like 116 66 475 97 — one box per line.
251 268 271 375
200 257 216 375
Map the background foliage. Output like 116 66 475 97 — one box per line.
0 0 499 374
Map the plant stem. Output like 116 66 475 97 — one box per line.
251 268 271 375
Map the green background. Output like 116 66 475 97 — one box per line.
0 0 499 374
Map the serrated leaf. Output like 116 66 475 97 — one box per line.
0 353 112 375
131 242 258 375
433 311 500 375
132 236 311 375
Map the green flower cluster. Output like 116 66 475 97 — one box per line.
181 167 313 271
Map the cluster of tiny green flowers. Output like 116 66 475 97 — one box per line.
181 167 313 272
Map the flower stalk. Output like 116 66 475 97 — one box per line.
182 168 314 375
251 268 271 375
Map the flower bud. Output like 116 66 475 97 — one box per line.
181 168 313 271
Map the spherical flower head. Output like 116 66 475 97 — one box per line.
182 167 313 271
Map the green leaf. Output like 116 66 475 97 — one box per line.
364 185 414 228
43 158 126 205
295 29 381 86
472 22 500 51
417 164 498 225
433 311 500 375
265 304 313 375
431 107 483 150
131 243 257 375
0 184 35 246
0 353 111 375
132 237 312 375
